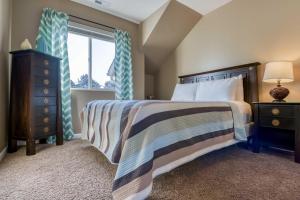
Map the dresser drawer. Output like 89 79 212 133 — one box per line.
32 123 57 138
260 117 295 130
259 105 294 118
32 97 56 106
33 76 58 88
32 106 57 117
33 55 57 68
33 87 57 97
33 65 58 80
32 114 56 126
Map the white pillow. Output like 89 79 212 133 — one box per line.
234 75 244 101
171 83 197 101
195 75 244 101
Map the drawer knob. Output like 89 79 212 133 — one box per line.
43 117 49 123
272 119 280 127
44 107 49 113
43 79 50 85
272 108 280 116
44 98 49 104
44 60 49 66
44 69 49 76
44 127 49 133
43 88 49 95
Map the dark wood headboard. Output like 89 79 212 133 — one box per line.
178 62 260 104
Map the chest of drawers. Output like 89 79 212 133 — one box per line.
8 50 63 155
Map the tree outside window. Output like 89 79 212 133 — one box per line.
68 31 115 90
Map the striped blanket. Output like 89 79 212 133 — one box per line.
81 100 251 200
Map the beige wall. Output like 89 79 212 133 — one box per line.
71 90 115 133
156 0 300 102
0 0 11 152
11 0 146 134
145 74 155 98
11 0 145 100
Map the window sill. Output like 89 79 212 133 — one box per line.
71 88 115 92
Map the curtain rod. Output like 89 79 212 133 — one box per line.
69 14 116 30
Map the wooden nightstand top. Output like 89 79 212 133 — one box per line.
253 102 300 105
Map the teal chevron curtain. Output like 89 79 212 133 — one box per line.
114 29 133 100
36 8 74 142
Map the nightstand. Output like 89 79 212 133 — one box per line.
252 102 300 163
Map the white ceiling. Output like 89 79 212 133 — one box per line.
71 0 169 23
177 0 232 15
71 0 232 23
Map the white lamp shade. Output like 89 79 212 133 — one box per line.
263 62 294 83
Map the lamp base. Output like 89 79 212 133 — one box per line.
270 85 289 102
272 99 286 103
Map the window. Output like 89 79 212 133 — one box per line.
68 22 115 90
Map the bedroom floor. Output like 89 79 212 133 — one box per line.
0 140 300 200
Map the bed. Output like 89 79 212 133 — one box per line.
81 62 260 200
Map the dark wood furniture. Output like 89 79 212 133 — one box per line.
252 102 300 163
179 62 260 147
179 62 260 104
8 49 63 156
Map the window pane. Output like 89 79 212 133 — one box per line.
68 33 89 88
91 38 115 90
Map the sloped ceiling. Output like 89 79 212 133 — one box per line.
141 1 170 45
142 1 201 74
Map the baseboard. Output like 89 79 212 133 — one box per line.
0 146 7 162
17 140 26 146
73 133 82 139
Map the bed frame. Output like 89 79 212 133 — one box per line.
178 62 261 105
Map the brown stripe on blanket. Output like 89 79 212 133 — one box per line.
111 101 140 163
86 103 91 140
113 127 234 191
104 103 116 153
111 101 161 163
128 106 232 139
86 101 97 141
90 103 100 144
103 102 117 151
113 132 235 200
120 101 139 134
98 102 110 151
121 101 165 145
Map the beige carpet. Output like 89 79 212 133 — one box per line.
0 140 300 200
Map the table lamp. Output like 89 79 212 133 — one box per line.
263 61 294 102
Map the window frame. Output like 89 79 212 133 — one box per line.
68 21 115 92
